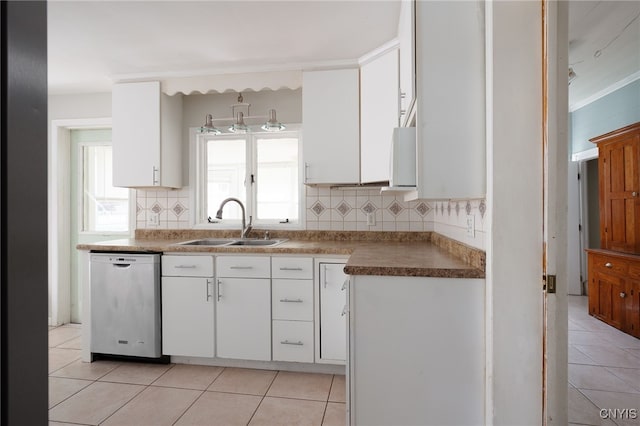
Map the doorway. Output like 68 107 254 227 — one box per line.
69 129 130 323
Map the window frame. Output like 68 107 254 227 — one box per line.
190 125 304 230
76 140 132 236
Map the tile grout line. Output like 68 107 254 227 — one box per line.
245 369 280 425
169 366 227 426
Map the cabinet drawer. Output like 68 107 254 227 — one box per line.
272 320 314 363
590 254 628 276
162 255 214 277
272 279 313 321
272 257 313 280
217 256 270 278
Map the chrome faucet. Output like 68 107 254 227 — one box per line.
215 197 252 239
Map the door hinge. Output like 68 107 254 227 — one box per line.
579 224 582 231
250 174 255 184
577 172 581 180
544 275 557 293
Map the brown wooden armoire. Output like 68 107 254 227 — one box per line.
587 122 640 338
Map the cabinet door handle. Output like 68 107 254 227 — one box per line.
341 279 349 291
217 280 222 301
280 340 304 346
341 304 348 317
230 266 253 270
152 166 159 186
620 292 627 298
280 298 303 303
174 265 197 269
605 262 613 268
206 279 212 301
633 192 638 197
280 267 303 271
304 162 310 183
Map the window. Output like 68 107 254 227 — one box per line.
194 128 301 228
82 144 129 232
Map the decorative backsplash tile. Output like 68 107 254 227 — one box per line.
134 186 486 250
304 187 434 232
136 188 191 230
432 199 486 250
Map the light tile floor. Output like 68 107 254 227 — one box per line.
568 295 640 426
48 325 346 426
49 297 640 425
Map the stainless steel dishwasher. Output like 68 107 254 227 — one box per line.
90 253 162 359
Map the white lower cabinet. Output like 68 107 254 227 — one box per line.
216 256 271 361
317 261 349 364
272 320 314 363
271 257 314 363
161 255 214 358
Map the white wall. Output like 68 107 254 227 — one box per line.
48 93 113 323
488 2 544 423
49 92 111 121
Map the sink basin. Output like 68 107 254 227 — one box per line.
174 238 287 247
176 239 234 246
228 239 287 247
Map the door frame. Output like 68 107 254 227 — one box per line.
49 117 113 326
542 0 569 424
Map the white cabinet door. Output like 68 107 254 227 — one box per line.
216 278 271 361
398 0 416 125
414 1 485 199
318 263 348 363
360 49 400 184
161 276 214 357
112 81 182 188
302 69 360 185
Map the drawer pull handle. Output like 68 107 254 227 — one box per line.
620 292 627 298
633 192 638 197
230 266 253 270
280 340 304 346
175 265 197 269
280 267 303 271
280 298 303 303
605 262 613 268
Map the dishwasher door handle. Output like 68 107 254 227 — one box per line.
113 263 132 268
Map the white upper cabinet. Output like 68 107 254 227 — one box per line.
398 0 416 126
112 81 182 188
360 48 400 184
302 69 360 185
413 0 485 199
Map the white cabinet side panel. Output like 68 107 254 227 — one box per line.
360 49 400 183
350 276 485 425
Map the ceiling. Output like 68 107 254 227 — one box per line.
48 1 640 109
568 0 640 110
47 0 401 95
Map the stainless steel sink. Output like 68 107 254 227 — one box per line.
175 239 235 246
228 239 287 247
174 238 287 247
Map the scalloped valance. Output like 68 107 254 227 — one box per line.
159 70 302 96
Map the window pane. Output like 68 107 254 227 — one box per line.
83 145 129 232
207 138 246 220
256 138 298 221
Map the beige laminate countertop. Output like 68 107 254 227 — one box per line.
77 231 485 279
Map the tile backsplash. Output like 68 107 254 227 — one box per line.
305 187 433 232
431 199 487 250
135 187 486 250
135 188 191 230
